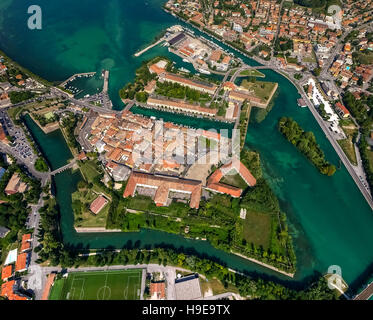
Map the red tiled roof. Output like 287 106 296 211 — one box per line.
21 241 31 252
90 195 108 215
124 172 202 209
150 282 166 299
335 102 350 115
1 265 13 280
206 157 257 197
148 97 217 116
162 73 217 93
15 253 28 272
0 281 28 300
22 234 31 242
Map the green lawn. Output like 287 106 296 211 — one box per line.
242 211 272 249
337 139 357 166
79 160 101 182
239 69 265 78
73 189 110 228
240 80 277 102
49 269 143 300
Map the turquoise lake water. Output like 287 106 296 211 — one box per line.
1 0 372 288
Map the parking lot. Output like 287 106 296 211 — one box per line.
0 109 35 162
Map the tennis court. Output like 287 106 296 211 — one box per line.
49 269 143 300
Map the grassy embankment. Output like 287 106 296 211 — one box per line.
337 119 358 166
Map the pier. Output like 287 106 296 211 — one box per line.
134 38 164 57
103 70 109 93
354 282 373 300
60 72 96 87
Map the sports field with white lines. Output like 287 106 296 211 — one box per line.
49 269 142 300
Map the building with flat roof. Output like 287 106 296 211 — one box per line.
174 274 202 300
0 225 10 238
124 172 202 209
4 249 17 265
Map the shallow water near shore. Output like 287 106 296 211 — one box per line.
2 0 372 288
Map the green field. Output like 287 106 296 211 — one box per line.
240 79 277 102
337 139 357 166
242 211 272 249
239 69 265 78
49 269 143 300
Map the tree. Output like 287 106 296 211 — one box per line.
34 157 49 172
313 67 321 77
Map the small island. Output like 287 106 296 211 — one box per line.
278 117 336 176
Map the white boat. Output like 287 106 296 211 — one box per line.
179 67 190 73
198 68 211 75
182 58 189 63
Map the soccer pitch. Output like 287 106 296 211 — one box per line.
50 269 143 300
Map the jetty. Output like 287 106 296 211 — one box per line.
60 72 96 87
103 70 109 93
134 38 164 57
354 281 373 300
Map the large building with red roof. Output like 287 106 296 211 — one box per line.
15 252 29 273
124 172 202 209
206 157 257 198
159 72 218 95
1 265 13 281
148 97 217 117
1 280 28 300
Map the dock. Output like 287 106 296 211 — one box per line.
60 72 96 87
134 38 164 57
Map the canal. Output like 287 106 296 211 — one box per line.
1 0 371 289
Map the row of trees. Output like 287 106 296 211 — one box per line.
278 117 336 176
44 243 337 300
9 91 35 104
342 92 373 192
119 58 168 101
60 112 81 150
